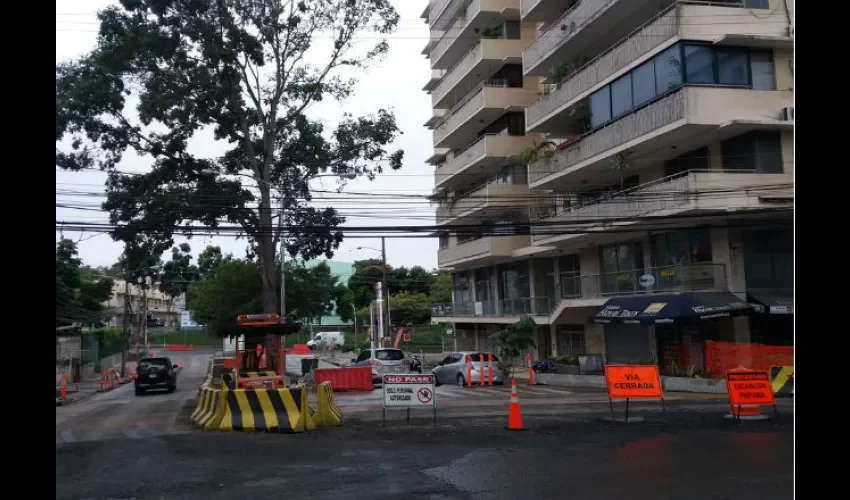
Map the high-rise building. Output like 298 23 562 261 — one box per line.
423 0 794 371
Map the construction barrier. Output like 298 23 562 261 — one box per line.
293 344 311 355
313 381 343 427
191 385 226 430
169 344 195 351
241 370 278 378
704 340 794 378
769 366 794 396
218 384 310 433
313 367 373 392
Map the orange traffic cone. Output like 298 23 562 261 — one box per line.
507 378 524 431
178 358 184 369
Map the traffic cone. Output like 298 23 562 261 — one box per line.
507 379 524 431
178 358 184 369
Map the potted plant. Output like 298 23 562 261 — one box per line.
514 140 556 166
552 355 580 374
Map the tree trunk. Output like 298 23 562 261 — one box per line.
258 234 278 314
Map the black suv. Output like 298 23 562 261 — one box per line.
135 357 178 395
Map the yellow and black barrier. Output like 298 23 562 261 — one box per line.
218 384 310 432
191 385 226 430
770 365 794 396
313 381 343 427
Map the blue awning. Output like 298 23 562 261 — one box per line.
591 292 753 325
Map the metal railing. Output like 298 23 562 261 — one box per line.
526 4 679 127
431 263 727 317
524 0 616 72
433 42 483 104
529 88 685 184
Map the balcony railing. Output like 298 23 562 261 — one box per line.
433 42 483 104
526 5 679 128
524 0 617 73
529 89 685 184
431 263 727 317
436 183 489 221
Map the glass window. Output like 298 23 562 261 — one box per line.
632 60 656 107
721 131 783 173
717 47 748 86
375 349 404 361
558 254 581 298
654 45 683 93
590 86 611 128
600 242 644 295
664 146 710 177
745 0 768 8
750 50 776 90
742 229 793 289
611 73 633 118
721 133 754 171
753 131 784 173
684 45 714 84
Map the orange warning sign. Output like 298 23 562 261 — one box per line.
604 365 664 399
726 369 775 406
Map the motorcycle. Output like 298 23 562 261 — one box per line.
409 355 423 373
532 359 556 374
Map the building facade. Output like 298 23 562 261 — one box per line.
422 0 794 371
102 280 181 329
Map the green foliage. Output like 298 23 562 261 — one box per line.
187 260 264 335
56 239 115 326
285 261 352 325
197 245 231 279
55 0 405 313
610 151 633 190
159 243 199 300
430 273 452 303
487 316 537 376
552 354 579 366
514 141 556 166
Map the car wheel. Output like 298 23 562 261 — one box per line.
168 386 175 393
135 388 144 396
433 372 441 387
456 374 466 387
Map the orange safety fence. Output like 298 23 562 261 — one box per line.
704 340 794 379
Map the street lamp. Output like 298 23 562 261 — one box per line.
356 240 391 345
199 168 354 323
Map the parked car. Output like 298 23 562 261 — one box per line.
350 348 411 383
431 351 505 387
135 357 178 395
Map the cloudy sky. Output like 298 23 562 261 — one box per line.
55 0 437 270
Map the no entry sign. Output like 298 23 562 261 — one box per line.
383 375 436 408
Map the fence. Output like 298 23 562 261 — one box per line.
703 340 794 379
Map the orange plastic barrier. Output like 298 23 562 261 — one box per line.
293 344 311 355
169 344 195 351
313 367 373 392
604 365 664 399
704 340 794 378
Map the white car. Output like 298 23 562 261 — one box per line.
307 331 345 349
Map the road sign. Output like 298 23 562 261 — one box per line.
726 369 775 406
604 365 664 399
383 375 436 408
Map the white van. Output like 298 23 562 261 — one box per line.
306 331 345 349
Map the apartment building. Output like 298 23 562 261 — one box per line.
102 279 181 329
423 0 794 372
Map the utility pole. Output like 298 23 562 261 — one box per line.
351 303 357 349
381 237 391 347
376 282 384 349
369 302 375 349
120 278 130 378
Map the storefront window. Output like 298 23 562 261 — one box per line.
557 326 586 356
650 229 712 290
558 254 581 298
600 241 644 295
498 262 531 314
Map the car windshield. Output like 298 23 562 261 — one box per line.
375 349 404 361
138 359 170 370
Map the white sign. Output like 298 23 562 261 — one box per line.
383 375 436 408
638 274 656 288
474 302 483 316
180 311 198 328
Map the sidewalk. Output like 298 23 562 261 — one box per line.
511 369 731 395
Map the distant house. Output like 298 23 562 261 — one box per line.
302 259 355 327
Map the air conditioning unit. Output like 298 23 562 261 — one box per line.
781 106 795 121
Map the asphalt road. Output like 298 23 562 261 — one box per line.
57 375 794 500
55 348 215 446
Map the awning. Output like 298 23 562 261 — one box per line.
747 290 794 315
591 292 753 325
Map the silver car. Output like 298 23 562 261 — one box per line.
432 351 506 387
351 348 411 383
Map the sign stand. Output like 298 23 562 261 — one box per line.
603 364 665 424
382 374 437 427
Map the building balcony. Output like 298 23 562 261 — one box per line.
525 2 791 132
528 86 794 190
428 0 467 31
436 183 532 225
430 0 522 70
530 169 793 246
433 84 538 149
430 262 727 319
435 135 539 189
438 235 530 269
432 38 527 110
520 0 577 27
423 69 446 92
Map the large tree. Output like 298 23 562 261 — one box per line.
56 0 404 314
56 239 115 326
285 261 353 325
159 243 200 309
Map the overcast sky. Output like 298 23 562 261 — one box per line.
55 0 437 271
